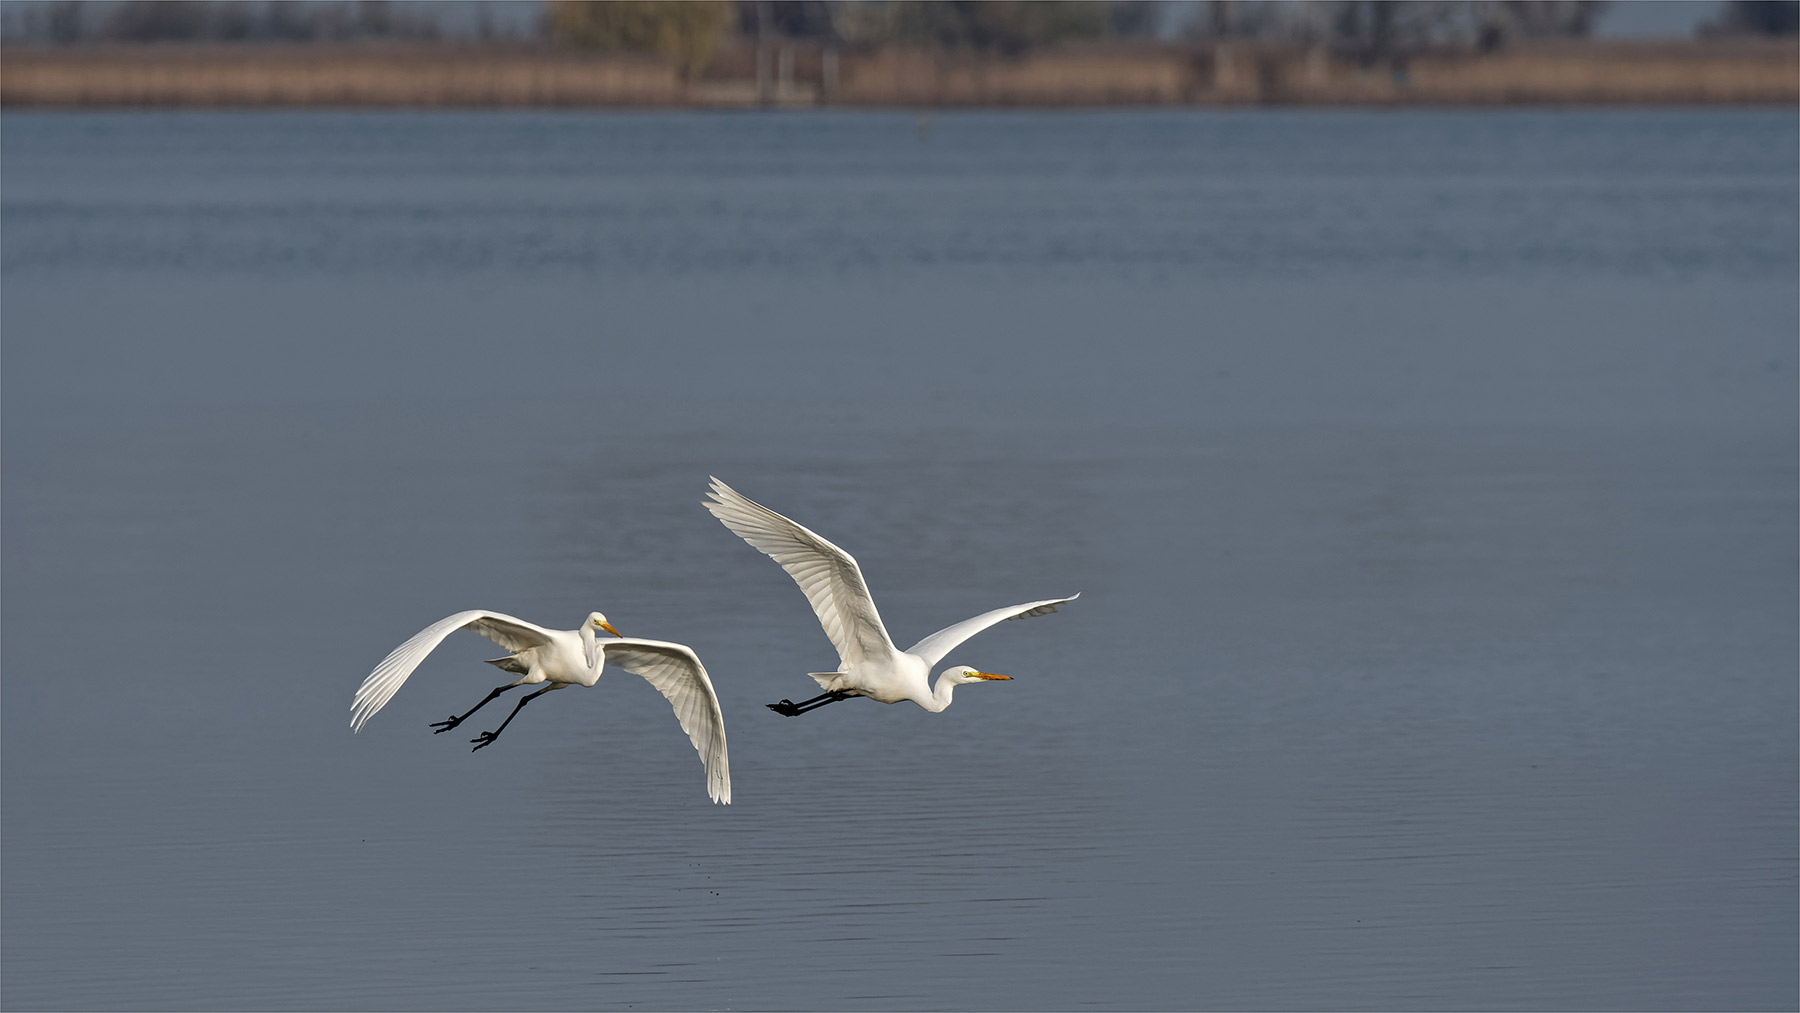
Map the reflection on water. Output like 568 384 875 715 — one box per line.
2 110 1795 1010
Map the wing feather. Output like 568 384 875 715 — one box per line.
601 638 732 804
704 477 897 668
904 594 1080 669
350 610 556 732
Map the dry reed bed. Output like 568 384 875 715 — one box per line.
2 40 1793 108
1 46 685 107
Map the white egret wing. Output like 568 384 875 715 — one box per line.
904 594 1080 669
704 477 898 668
351 609 556 732
601 638 732 805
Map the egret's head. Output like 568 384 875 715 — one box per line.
942 665 1012 686
586 612 623 638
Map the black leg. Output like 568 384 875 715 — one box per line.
470 684 562 751
430 683 524 734
767 690 852 716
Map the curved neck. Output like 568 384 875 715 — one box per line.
580 625 603 674
924 672 959 713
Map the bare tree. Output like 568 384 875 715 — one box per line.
1182 0 1609 53
737 1 841 40
1106 1 1165 38
548 1 737 77
1699 0 1800 36
45 0 86 44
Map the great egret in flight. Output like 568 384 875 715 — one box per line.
350 611 731 804
703 477 1077 717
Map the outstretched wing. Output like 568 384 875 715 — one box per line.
904 594 1080 669
350 610 557 732
601 638 732 805
704 477 898 669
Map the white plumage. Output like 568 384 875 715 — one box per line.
351 610 730 804
704 477 1077 716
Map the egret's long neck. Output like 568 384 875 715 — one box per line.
580 625 602 674
924 672 959 713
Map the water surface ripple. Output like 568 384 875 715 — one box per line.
2 109 1795 1011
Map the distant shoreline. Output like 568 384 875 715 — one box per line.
3 38 1794 108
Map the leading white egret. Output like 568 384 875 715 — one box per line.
703 477 1077 716
350 610 730 804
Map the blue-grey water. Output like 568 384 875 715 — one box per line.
3 109 1795 1011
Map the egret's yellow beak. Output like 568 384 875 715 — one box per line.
972 671 1012 681
600 621 623 638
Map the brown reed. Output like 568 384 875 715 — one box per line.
2 39 1793 109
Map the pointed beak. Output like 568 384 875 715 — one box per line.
972 671 1012 681
599 621 623 638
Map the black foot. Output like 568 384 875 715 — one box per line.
430 715 463 734
767 699 803 717
469 731 500 751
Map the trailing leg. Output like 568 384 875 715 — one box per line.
767 690 852 716
470 684 565 751
431 682 526 734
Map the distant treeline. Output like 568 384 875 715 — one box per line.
5 2 1797 62
7 34 1793 109
4 1 1796 109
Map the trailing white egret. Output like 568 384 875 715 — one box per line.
350 610 730 804
703 477 1077 717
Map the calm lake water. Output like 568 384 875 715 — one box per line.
3 109 1795 1011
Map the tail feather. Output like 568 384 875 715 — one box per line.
485 656 528 675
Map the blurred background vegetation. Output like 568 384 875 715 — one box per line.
4 1 1796 54
2 1 1793 107
545 1 735 77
